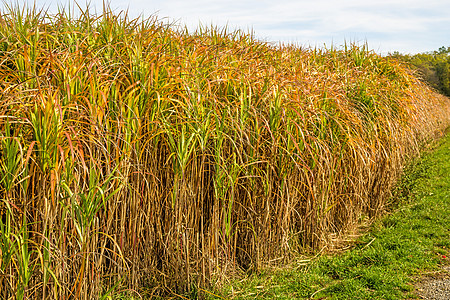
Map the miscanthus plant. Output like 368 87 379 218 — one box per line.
0 3 449 299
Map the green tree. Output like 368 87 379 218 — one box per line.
390 46 450 97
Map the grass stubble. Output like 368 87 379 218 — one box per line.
0 3 449 299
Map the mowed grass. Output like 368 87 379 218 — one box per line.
0 3 450 299
214 131 450 300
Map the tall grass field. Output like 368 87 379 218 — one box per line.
0 4 449 299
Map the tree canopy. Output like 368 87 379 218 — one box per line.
390 46 450 97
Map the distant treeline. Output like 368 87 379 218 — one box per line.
391 46 450 97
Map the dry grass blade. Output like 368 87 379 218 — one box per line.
0 2 449 299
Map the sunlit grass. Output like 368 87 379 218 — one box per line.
217 129 450 300
0 2 449 299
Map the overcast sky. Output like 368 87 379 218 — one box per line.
6 0 450 54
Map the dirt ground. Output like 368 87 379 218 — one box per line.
415 265 450 300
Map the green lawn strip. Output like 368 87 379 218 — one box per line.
212 132 450 300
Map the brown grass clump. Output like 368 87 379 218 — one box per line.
0 4 449 299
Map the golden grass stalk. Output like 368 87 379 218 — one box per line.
0 3 449 298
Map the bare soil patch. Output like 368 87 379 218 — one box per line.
416 265 450 299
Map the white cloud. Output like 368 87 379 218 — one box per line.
7 0 450 53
